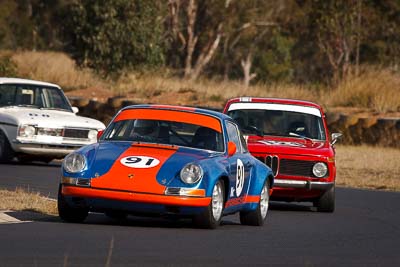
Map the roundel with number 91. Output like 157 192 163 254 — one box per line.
120 156 160 168
236 159 245 197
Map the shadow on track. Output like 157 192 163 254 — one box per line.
7 210 241 229
2 159 62 168
270 201 315 212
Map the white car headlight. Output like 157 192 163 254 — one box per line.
88 129 98 141
313 162 328 178
64 153 86 173
180 163 204 184
19 125 36 137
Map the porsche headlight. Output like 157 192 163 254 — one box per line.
88 129 98 141
313 162 328 178
19 125 36 137
64 153 86 173
180 163 203 184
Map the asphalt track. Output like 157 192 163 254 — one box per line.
0 162 399 266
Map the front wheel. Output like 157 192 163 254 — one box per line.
0 131 14 163
240 181 270 226
58 185 88 223
193 180 225 229
314 185 335 212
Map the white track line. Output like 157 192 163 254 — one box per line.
0 211 31 224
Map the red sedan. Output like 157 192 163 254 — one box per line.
224 97 342 212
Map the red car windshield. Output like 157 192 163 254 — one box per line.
227 108 326 140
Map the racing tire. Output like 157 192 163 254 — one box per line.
315 185 335 213
240 182 270 226
193 180 225 229
58 185 88 223
0 131 14 163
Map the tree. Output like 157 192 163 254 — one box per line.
311 0 360 84
62 0 165 74
209 0 293 87
0 0 65 50
166 0 226 80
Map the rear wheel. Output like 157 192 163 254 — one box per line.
58 185 88 223
315 185 335 212
240 182 270 226
0 131 14 163
193 180 225 229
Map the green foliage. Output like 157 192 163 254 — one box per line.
0 0 399 84
0 55 17 77
253 33 295 82
0 0 65 50
62 0 165 75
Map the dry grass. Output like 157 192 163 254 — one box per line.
335 145 400 191
113 72 318 107
7 51 400 113
11 51 102 91
0 188 57 215
325 67 400 113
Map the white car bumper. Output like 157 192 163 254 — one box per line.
12 139 93 157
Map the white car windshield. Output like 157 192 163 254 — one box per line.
228 108 326 141
0 84 72 112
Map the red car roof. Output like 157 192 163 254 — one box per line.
224 97 323 110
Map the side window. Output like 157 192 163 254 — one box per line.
42 87 71 110
238 128 249 153
0 85 16 106
226 121 244 153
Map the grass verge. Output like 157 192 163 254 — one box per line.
7 51 400 112
335 145 400 191
0 188 57 216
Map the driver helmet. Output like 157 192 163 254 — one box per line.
133 119 159 136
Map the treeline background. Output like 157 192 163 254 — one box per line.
0 0 399 88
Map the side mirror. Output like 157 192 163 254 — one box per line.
72 106 79 114
97 130 104 141
227 141 237 157
331 133 342 146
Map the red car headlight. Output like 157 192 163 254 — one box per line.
313 162 328 178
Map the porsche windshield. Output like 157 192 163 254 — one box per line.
0 84 72 111
102 119 224 152
228 108 326 140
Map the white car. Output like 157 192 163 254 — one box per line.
0 78 105 163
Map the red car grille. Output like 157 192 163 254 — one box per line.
279 159 314 177
256 156 279 176
256 157 326 178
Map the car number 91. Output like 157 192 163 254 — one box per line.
120 156 160 168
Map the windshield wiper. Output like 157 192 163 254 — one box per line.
243 125 264 137
40 107 69 111
16 104 40 109
288 132 313 142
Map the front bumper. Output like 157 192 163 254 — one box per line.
12 140 90 157
61 185 212 208
274 179 334 191
13 143 82 157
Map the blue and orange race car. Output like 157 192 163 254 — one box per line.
58 105 274 228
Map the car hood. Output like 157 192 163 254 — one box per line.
247 136 332 157
82 142 216 194
1 107 105 129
